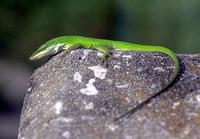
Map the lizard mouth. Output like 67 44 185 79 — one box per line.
29 44 65 61
29 46 53 61
29 49 50 61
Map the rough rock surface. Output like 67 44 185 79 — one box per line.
18 50 200 139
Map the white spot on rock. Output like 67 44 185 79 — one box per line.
62 131 70 138
116 83 129 88
153 67 165 72
51 117 74 123
107 79 113 84
85 102 94 110
114 65 121 69
82 50 92 59
80 78 98 95
106 123 119 131
50 118 74 131
172 101 180 109
122 55 132 59
183 126 190 135
125 97 130 103
137 68 143 72
27 87 32 92
150 84 157 89
54 101 63 114
126 61 130 66
81 115 95 120
40 83 44 87
124 135 133 139
114 52 122 57
73 72 82 83
196 95 200 102
88 65 107 79
97 52 103 57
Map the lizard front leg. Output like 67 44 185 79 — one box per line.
62 43 112 62
61 43 82 58
89 44 112 62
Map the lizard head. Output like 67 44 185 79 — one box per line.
29 39 65 61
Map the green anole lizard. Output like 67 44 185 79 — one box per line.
29 35 179 120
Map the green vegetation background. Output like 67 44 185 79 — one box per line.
0 0 199 138
1 0 200 63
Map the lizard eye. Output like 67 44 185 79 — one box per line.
40 44 46 50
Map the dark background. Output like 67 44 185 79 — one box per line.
0 0 200 138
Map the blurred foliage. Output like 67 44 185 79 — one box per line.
120 0 200 53
0 0 199 63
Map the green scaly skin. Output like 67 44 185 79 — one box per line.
29 35 179 120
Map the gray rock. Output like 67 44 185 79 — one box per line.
18 50 200 139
